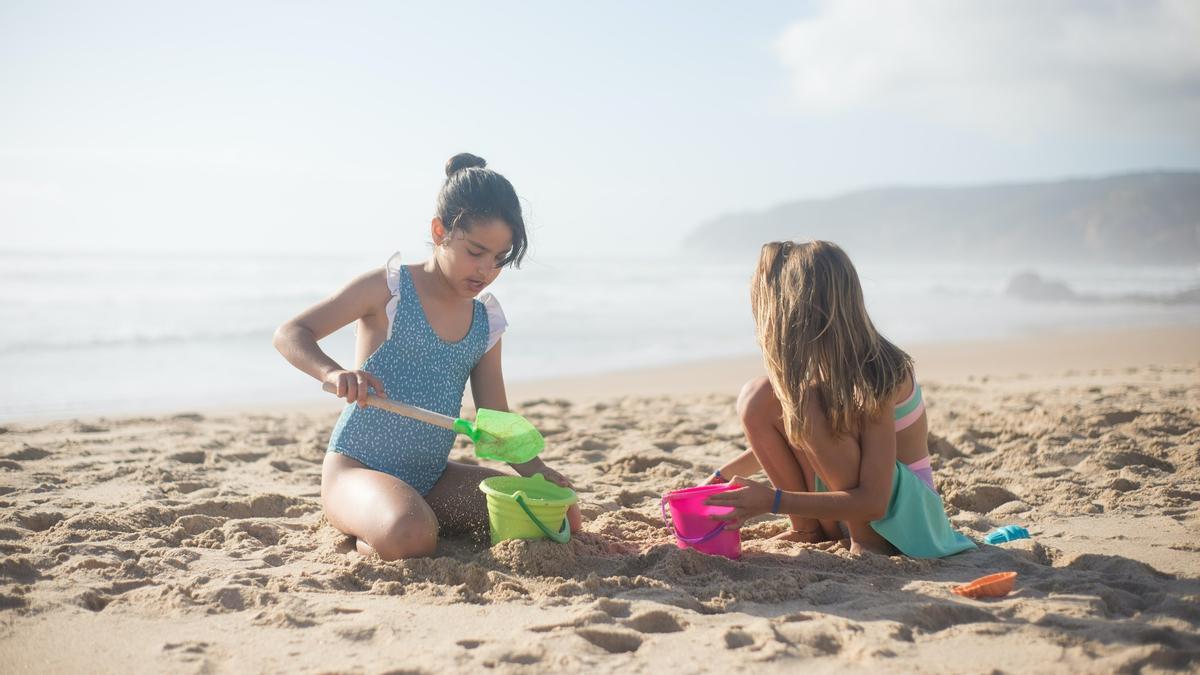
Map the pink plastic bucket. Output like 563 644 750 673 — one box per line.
661 484 741 559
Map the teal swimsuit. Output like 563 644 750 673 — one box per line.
817 463 975 558
814 380 976 558
326 262 498 495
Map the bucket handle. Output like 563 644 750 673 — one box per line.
660 497 728 546
514 494 571 544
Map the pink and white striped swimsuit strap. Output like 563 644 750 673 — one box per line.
893 381 926 432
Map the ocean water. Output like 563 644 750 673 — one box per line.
1 249 1197 421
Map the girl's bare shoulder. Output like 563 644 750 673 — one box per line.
890 370 916 405
334 267 392 316
344 266 389 292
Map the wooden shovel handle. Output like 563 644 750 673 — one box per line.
321 382 457 431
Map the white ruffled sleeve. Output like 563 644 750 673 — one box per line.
384 252 403 338
479 293 507 351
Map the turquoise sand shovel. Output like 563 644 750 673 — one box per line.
321 383 545 464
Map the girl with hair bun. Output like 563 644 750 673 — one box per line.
275 153 580 560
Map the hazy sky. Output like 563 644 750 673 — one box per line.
3 1 1199 258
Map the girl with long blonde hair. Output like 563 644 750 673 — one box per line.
706 241 973 557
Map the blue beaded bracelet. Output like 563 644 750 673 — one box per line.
712 469 726 482
771 488 783 514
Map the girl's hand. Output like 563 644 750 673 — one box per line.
537 466 574 489
325 369 386 408
704 476 777 527
512 459 573 489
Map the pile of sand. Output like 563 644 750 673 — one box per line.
0 365 1197 672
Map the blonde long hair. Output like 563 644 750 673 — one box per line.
751 241 912 445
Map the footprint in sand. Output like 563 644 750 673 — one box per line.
723 628 755 649
167 451 206 464
624 609 686 634
3 446 51 461
594 597 632 618
12 510 64 532
76 589 112 612
575 627 643 653
770 614 848 655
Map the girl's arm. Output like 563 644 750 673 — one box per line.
469 340 571 487
273 269 390 406
706 412 895 523
703 448 762 485
468 337 508 411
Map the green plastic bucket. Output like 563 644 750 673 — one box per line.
478 474 577 545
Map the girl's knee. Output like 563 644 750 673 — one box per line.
737 376 779 426
566 503 583 533
371 512 439 560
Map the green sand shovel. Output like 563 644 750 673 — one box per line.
321 383 545 463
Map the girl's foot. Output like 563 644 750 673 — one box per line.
772 527 831 544
849 538 897 556
354 537 378 557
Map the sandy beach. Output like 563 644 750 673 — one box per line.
1 325 1198 673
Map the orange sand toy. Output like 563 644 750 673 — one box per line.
952 571 1017 599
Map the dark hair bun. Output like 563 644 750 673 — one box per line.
434 153 527 268
445 153 487 177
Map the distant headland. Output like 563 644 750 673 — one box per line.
684 171 1200 265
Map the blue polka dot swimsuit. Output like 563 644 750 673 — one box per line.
327 264 490 495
